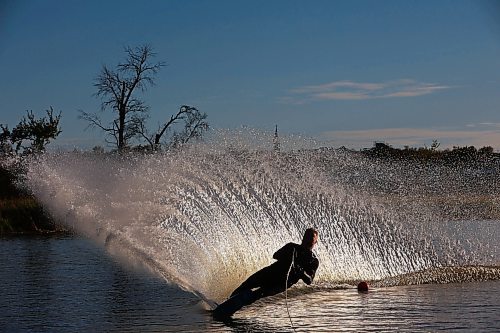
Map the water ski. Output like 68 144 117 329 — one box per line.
212 289 256 319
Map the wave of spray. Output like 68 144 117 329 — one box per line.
23 131 500 300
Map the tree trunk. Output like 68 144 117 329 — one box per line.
118 82 126 151
118 107 125 151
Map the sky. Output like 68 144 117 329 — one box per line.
1 0 500 150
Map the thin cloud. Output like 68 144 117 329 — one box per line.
291 81 384 94
282 79 452 103
466 122 500 128
315 92 370 100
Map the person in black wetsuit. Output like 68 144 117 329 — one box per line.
230 228 319 303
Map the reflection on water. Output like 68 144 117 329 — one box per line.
0 236 209 332
1 236 500 332
238 282 500 332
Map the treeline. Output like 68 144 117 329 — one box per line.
359 142 498 164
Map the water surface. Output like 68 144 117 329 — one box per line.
2 236 499 332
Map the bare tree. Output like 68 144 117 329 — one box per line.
79 45 164 151
138 105 209 151
169 106 209 149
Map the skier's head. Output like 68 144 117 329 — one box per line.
302 228 318 249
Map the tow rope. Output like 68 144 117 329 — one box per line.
285 247 298 333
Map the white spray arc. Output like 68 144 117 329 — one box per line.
24 137 472 301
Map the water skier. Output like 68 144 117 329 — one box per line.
225 228 319 311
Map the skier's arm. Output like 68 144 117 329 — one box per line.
302 258 319 285
272 243 293 261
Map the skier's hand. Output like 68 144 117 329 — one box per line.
301 271 312 285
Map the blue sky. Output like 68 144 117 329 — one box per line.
1 0 500 149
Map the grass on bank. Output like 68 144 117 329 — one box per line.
0 196 57 234
0 166 64 235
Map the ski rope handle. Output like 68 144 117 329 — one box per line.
285 247 297 333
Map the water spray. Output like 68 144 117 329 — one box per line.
21 131 500 306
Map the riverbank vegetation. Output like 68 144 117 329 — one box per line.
0 108 65 235
0 165 64 235
359 141 498 163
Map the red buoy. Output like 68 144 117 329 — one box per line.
357 281 369 292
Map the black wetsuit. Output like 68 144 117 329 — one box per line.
230 242 319 302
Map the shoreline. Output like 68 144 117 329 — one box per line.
0 196 69 236
0 165 67 236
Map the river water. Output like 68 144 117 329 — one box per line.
1 235 500 333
